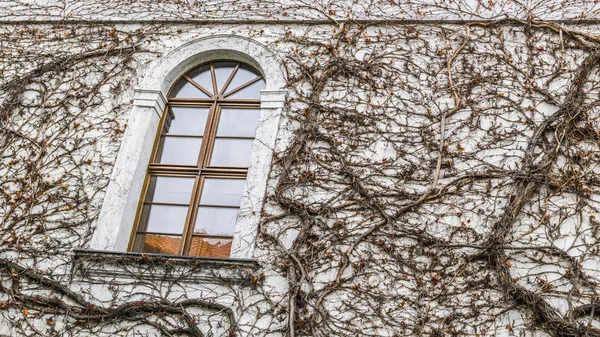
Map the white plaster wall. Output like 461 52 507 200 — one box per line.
0 20 599 337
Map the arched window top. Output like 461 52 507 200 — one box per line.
169 61 266 100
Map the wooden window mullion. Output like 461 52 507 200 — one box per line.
222 76 262 98
196 102 218 169
210 62 218 97
202 104 222 169
183 74 213 97
219 63 240 95
181 176 203 255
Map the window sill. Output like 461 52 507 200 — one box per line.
72 249 259 283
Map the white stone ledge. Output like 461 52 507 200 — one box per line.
73 249 259 283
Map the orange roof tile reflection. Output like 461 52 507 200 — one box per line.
142 234 232 258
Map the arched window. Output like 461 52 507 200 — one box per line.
90 35 286 259
129 61 266 257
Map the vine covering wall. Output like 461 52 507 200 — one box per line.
0 1 600 337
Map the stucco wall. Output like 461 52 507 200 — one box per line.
1 6 600 336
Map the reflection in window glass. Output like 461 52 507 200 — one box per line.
189 237 232 258
147 176 194 204
143 205 188 234
194 207 239 236
156 137 202 165
134 234 182 255
165 107 209 136
200 178 246 206
209 138 254 167
216 108 260 137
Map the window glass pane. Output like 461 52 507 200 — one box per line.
146 176 194 204
188 64 213 94
169 78 209 98
189 237 232 258
194 207 239 236
216 108 260 137
165 107 209 136
209 138 253 167
225 65 261 93
133 234 182 255
142 205 188 234
226 79 265 99
155 137 202 165
200 178 246 206
213 62 237 94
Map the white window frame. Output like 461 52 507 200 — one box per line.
90 35 287 259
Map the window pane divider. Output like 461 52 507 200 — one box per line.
191 234 234 240
183 74 213 97
198 204 240 209
199 104 220 168
161 134 204 138
200 168 248 174
182 175 205 255
222 76 262 98
148 166 201 175
169 98 260 105
169 102 214 107
213 135 255 140
144 202 190 207
219 63 240 95
136 231 183 236
210 62 218 96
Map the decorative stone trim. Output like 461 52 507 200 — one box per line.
90 90 165 251
132 89 167 117
230 89 287 258
90 35 287 259
72 249 259 283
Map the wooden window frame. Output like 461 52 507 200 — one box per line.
128 61 263 256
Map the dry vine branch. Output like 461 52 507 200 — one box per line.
1 2 600 337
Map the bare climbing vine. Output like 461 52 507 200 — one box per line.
1 1 600 337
